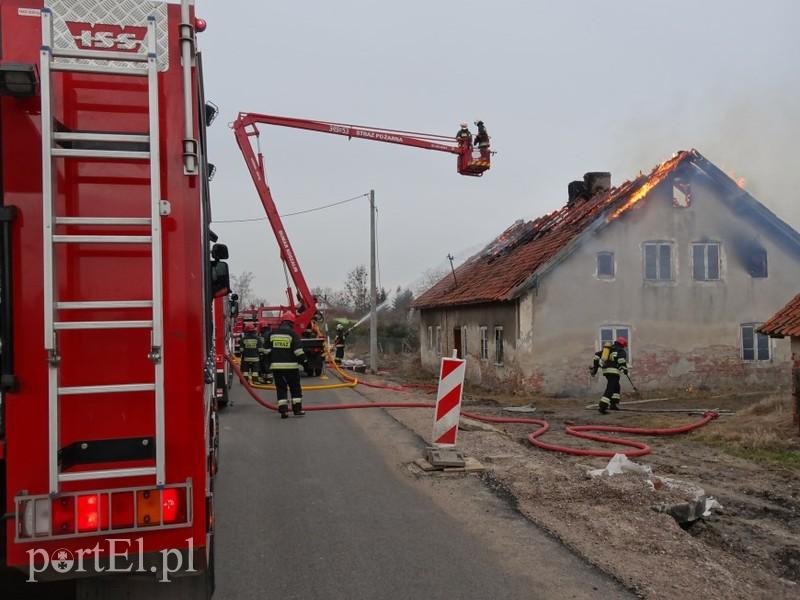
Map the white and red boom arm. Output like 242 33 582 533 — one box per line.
231 112 491 330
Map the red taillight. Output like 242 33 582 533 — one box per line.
111 492 134 530
78 494 109 532
76 494 99 533
51 496 75 534
162 488 187 524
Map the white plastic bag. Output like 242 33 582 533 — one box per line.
588 453 652 478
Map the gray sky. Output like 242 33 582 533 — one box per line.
200 0 800 303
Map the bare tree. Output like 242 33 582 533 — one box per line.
231 271 255 306
311 285 349 309
415 267 448 295
344 265 369 314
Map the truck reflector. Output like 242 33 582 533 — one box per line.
111 491 135 530
52 496 76 535
16 481 192 541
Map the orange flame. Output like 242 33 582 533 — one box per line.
609 153 687 220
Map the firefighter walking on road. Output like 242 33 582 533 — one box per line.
258 323 273 384
265 312 307 419
241 322 261 382
590 337 628 414
333 323 348 364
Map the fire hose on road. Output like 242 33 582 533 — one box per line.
224 355 719 458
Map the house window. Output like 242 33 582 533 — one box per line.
427 326 433 351
643 242 673 281
494 326 504 365
741 324 770 361
435 326 442 355
596 252 615 279
479 326 488 360
747 248 768 278
692 242 721 281
599 325 631 363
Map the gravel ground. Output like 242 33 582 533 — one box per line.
351 373 799 600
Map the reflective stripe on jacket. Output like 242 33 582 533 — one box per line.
265 326 305 370
241 333 260 363
593 344 627 376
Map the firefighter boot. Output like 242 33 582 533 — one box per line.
279 404 289 419
610 397 621 411
598 397 610 414
292 400 305 417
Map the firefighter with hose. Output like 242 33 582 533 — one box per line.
265 311 307 419
241 322 261 382
333 323 348 364
590 337 628 414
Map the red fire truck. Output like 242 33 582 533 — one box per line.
0 0 222 596
212 292 235 408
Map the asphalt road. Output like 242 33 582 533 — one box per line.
214 380 631 600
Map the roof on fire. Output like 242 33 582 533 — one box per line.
413 149 800 310
759 293 800 338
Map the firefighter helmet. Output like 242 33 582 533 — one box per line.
244 322 256 332
615 337 628 348
336 324 344 331
460 122 468 128
280 311 296 324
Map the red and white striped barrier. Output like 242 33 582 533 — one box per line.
432 356 466 446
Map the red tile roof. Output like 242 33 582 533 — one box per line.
413 151 691 309
759 293 800 338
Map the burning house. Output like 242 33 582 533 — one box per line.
413 150 800 394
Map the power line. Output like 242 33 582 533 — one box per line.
212 192 369 223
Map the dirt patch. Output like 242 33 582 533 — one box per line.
352 372 800 599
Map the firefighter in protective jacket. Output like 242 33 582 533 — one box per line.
265 312 307 419
257 323 273 384
591 337 628 414
241 322 260 381
333 323 347 364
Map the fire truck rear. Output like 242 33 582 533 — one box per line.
0 1 223 596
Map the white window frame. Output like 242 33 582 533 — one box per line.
427 326 433 351
598 325 632 365
643 241 674 282
494 326 504 366
435 326 442 356
691 242 721 281
461 325 468 357
596 251 615 279
741 323 770 362
479 326 488 360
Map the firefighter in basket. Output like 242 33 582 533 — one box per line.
590 337 628 414
474 119 490 160
264 312 307 419
456 122 472 146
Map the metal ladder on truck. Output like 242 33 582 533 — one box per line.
40 9 165 494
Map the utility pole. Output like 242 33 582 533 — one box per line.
369 189 378 373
